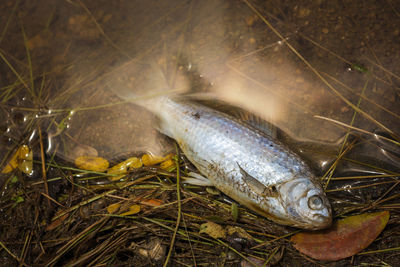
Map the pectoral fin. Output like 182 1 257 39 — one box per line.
237 163 278 197
182 171 213 186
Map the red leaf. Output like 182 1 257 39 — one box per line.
141 199 163 207
291 211 390 261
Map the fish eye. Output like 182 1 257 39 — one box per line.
308 195 323 210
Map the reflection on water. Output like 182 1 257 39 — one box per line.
1 0 399 184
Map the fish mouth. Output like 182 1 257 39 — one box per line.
309 214 332 229
248 202 332 229
246 201 303 226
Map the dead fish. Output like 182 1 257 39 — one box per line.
137 95 332 230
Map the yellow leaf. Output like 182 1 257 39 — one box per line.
199 221 226 239
107 157 142 175
141 153 173 166
1 145 30 174
1 152 19 174
18 148 33 175
75 156 109 172
120 204 141 216
107 203 121 214
107 157 142 181
160 159 175 171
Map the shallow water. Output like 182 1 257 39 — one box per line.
1 1 399 162
0 1 399 265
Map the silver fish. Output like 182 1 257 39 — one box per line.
145 96 332 230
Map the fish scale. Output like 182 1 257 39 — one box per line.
146 96 332 229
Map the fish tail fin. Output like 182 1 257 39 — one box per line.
109 63 189 114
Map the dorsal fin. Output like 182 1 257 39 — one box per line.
186 96 281 139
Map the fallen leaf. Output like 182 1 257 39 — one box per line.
226 226 253 241
160 159 175 171
141 153 173 166
107 157 142 181
291 211 390 261
199 221 226 239
120 204 141 216
18 147 33 175
137 238 166 261
108 157 142 174
107 203 121 214
46 214 69 231
140 199 163 207
75 156 109 172
2 145 31 173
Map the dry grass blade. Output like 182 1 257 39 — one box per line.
19 19 36 101
326 180 398 193
46 218 109 267
0 0 20 44
18 231 32 267
0 50 31 94
322 71 400 120
0 241 20 262
330 174 399 180
358 246 400 255
38 126 50 205
314 115 400 147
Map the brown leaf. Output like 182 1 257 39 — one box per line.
291 211 390 261
46 214 69 231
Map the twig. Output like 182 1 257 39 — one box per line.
314 115 400 147
324 76 369 189
41 192 65 208
251 231 299 249
215 239 257 267
38 126 50 205
0 240 20 261
358 246 400 255
163 146 182 267
19 231 32 267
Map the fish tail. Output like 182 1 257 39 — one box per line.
113 64 189 116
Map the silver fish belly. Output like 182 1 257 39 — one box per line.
152 96 332 230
